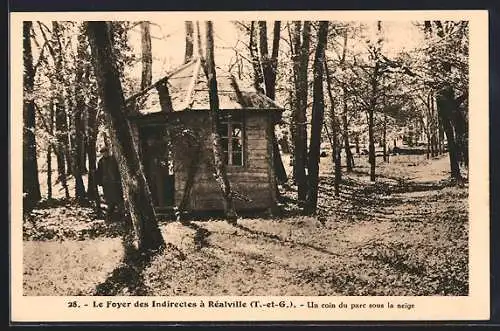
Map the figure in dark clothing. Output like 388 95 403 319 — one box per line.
96 147 124 222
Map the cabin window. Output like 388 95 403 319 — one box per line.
218 113 244 166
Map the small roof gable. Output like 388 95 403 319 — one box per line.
136 58 284 114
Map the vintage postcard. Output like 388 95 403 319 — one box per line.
10 10 489 322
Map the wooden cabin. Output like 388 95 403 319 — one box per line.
128 58 283 214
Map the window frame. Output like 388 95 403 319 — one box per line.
218 112 245 167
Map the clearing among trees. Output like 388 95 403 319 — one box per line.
21 19 469 297
24 154 467 296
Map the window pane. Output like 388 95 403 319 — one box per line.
217 123 228 137
232 137 242 153
232 151 243 166
232 123 242 139
220 137 229 152
223 150 229 164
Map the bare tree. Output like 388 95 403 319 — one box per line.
305 21 329 214
23 21 41 207
204 21 238 221
325 58 341 197
86 21 165 252
249 21 265 94
73 29 88 202
184 21 194 63
258 21 287 186
141 21 153 90
291 21 311 205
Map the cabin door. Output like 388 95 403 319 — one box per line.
141 128 175 208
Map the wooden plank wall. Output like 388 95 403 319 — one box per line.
171 111 276 211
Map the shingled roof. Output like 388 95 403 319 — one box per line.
134 58 284 114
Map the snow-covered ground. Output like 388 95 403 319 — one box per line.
23 153 468 296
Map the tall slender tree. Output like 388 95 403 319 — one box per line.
324 58 341 197
204 21 238 221
184 21 194 63
86 21 165 252
430 21 466 181
52 22 71 187
291 21 311 204
305 21 329 214
23 21 41 207
366 21 384 182
249 21 265 94
140 21 152 90
73 29 88 202
339 29 354 171
258 21 287 185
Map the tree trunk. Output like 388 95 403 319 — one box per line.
156 80 174 112
259 21 272 98
73 104 86 201
433 20 465 180
23 21 41 207
342 89 354 171
51 22 69 187
368 109 376 182
383 113 388 162
65 93 74 178
305 21 328 214
86 96 99 198
87 21 165 252
436 86 462 180
141 21 152 89
324 54 340 197
368 61 379 182
204 21 238 221
249 21 265 94
73 31 88 202
258 21 287 185
47 102 54 199
196 21 203 59
291 21 311 204
438 115 444 154
184 21 194 63
429 92 437 157
339 30 354 171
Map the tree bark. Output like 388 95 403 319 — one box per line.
52 22 70 188
383 112 388 162
185 21 194 63
258 21 287 185
291 21 311 204
324 56 340 197
339 31 354 171
432 20 465 181
23 21 41 206
141 21 152 90
86 95 99 199
87 21 165 252
47 103 53 199
305 21 328 214
204 21 238 221
258 21 272 98
249 21 265 94
368 109 376 182
73 30 88 202
342 89 354 171
436 86 462 180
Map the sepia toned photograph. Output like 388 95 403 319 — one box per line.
11 10 490 322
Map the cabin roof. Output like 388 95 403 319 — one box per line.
130 58 284 115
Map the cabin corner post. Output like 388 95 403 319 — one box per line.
267 112 280 215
